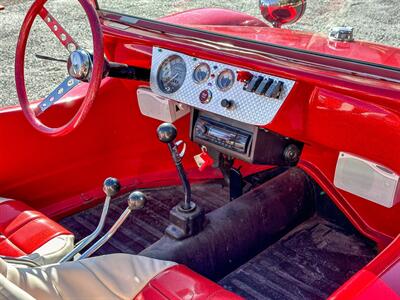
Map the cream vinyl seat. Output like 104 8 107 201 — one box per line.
0 254 176 300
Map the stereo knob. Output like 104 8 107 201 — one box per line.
221 99 234 110
195 123 207 136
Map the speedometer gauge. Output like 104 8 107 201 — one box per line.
216 69 235 92
193 63 211 84
157 55 187 94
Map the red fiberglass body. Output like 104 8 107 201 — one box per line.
0 4 399 299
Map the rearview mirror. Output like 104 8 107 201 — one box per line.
259 0 307 28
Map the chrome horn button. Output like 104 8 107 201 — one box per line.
67 49 93 81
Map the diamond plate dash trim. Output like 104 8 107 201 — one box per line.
150 47 295 126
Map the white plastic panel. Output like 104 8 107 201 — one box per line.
334 152 400 208
137 88 190 123
150 47 295 125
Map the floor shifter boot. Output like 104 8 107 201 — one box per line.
166 203 205 240
157 122 206 240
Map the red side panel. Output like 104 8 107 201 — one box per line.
330 235 400 299
134 265 242 300
0 200 72 256
159 8 268 27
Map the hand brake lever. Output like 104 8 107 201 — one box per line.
58 177 120 262
78 191 146 259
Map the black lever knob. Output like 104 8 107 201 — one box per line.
156 123 194 212
221 99 234 109
157 123 177 144
103 177 121 197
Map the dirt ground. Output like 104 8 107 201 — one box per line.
0 0 399 107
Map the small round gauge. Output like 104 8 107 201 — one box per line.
193 63 211 84
157 55 187 94
216 69 235 92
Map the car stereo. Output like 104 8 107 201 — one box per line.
191 110 303 165
193 116 252 154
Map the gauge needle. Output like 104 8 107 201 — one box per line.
166 73 179 84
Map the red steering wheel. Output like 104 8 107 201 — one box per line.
15 0 104 137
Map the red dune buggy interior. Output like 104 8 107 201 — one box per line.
0 0 399 299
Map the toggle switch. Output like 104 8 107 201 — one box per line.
221 99 234 110
244 75 264 92
265 80 284 99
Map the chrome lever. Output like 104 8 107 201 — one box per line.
78 191 146 259
59 177 120 263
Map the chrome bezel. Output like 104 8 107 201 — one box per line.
216 69 235 92
193 63 211 84
156 54 187 94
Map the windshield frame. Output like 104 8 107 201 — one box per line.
96 6 400 83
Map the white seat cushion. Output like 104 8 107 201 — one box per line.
0 254 176 300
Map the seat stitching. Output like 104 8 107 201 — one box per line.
5 215 43 237
0 236 26 255
78 260 125 300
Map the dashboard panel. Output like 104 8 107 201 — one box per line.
150 47 295 125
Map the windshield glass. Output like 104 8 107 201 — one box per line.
97 0 400 70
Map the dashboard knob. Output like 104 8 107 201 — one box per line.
221 99 234 109
195 123 207 136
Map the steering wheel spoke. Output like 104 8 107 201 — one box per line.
39 7 80 52
36 76 80 116
16 0 103 136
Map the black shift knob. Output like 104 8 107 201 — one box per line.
157 123 177 143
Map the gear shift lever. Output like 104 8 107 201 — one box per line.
59 177 120 262
79 191 146 259
157 123 194 211
157 123 205 240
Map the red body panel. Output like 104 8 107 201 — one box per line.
330 235 400 300
0 79 263 219
0 199 71 256
158 8 400 69
189 25 400 69
135 265 242 300
159 8 268 27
